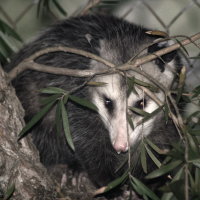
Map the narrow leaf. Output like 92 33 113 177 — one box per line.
131 176 160 200
61 99 75 151
187 111 200 123
133 77 158 92
192 160 200 168
192 85 200 98
127 77 138 95
18 100 56 140
0 51 7 65
40 87 67 94
145 138 165 155
141 105 164 124
52 0 67 16
187 133 199 154
176 66 186 103
127 114 134 130
0 36 14 56
55 100 62 135
69 95 98 111
168 180 185 200
104 172 128 193
0 19 22 41
188 129 200 136
161 193 173 200
141 143 147 173
145 145 161 168
40 93 61 105
195 168 200 191
145 160 182 179
87 81 107 86
164 104 169 124
146 30 168 37
129 106 150 117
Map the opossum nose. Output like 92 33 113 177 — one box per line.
113 142 128 154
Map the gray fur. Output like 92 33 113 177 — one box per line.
7 15 181 187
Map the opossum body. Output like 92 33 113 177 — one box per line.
8 15 180 187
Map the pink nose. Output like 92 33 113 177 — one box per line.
113 142 128 154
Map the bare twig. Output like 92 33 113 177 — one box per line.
8 46 115 81
8 32 200 82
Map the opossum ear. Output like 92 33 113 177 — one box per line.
147 41 177 72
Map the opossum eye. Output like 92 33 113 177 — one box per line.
103 96 114 113
135 99 146 110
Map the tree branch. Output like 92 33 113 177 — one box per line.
8 32 200 82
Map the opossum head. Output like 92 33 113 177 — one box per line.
89 37 179 153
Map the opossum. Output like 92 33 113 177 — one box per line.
7 15 181 187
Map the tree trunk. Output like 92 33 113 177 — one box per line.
0 66 55 200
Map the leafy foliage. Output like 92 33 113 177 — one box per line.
37 0 67 17
1 2 199 199
0 19 22 65
18 87 97 152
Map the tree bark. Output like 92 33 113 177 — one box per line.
0 66 55 200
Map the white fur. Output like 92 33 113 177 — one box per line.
89 39 175 152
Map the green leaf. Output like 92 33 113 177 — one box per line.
188 129 200 136
127 77 138 95
141 105 164 124
55 100 62 135
0 51 7 65
18 100 56 140
104 172 128 193
127 114 134 130
0 19 22 42
195 168 200 191
192 160 200 168
141 143 147 173
145 138 165 155
163 104 169 124
0 36 14 56
129 106 150 117
37 0 50 17
161 192 173 200
87 81 107 87
4 184 15 200
187 133 199 155
145 160 182 179
145 145 161 168
131 77 158 92
187 111 200 123
176 66 186 103
40 87 68 94
131 176 160 200
172 166 184 182
192 85 200 98
69 95 98 112
52 0 67 16
189 56 200 59
61 99 75 151
40 93 61 105
168 180 185 200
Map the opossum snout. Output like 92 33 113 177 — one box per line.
113 141 128 154
112 127 128 153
